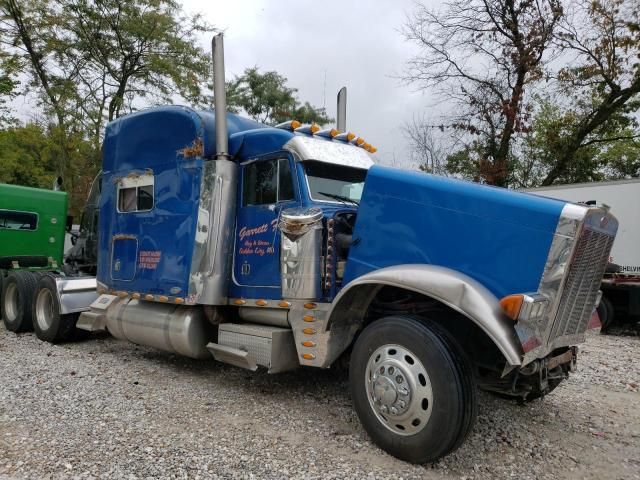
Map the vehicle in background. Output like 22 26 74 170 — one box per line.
529 179 639 331
0 177 100 342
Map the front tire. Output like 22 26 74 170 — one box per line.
1 271 39 332
349 316 477 464
32 274 79 343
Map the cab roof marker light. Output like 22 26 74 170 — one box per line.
275 120 301 131
294 124 320 135
335 132 356 142
363 143 372 151
316 128 339 139
355 137 365 146
369 146 378 154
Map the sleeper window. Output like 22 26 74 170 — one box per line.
117 175 154 212
0 210 38 230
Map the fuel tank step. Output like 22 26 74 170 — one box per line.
207 323 298 373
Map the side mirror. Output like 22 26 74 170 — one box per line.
66 215 74 232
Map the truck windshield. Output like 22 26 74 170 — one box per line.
303 160 367 204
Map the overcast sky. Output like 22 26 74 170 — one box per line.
181 0 435 169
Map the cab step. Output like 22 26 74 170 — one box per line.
207 323 298 373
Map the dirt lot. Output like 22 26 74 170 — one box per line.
1 325 639 480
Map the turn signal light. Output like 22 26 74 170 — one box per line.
500 294 524 321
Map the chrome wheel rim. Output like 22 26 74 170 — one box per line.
4 283 18 322
365 344 433 436
35 288 55 331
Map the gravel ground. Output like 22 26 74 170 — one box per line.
1 325 639 480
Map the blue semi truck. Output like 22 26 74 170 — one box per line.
68 35 617 463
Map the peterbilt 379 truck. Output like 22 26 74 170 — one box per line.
75 35 617 464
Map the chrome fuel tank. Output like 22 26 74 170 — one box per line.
105 298 213 359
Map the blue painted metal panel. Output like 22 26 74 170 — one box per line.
98 106 279 298
343 166 567 298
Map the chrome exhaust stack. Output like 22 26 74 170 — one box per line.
337 86 347 132
212 33 229 159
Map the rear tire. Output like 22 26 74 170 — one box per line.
1 271 38 332
349 315 477 464
597 296 615 333
32 274 79 343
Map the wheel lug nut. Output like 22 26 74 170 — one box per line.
399 387 409 396
396 375 403 384
380 367 385 374
380 405 388 414
398 400 406 408
388 367 395 374
390 407 398 415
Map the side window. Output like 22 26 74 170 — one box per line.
0 210 38 231
117 174 154 213
243 158 295 206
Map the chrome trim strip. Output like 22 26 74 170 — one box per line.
326 264 524 367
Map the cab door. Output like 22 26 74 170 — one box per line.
233 155 299 294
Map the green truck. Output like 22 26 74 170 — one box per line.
0 181 99 341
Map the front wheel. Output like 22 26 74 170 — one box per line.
349 316 477 464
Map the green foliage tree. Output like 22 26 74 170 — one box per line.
227 67 332 126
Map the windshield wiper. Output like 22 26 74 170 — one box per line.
318 192 359 206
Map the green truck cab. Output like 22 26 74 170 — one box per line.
0 183 69 270
1 181 99 340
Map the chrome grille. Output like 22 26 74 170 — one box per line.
549 228 614 340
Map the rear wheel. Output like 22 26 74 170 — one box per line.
349 316 477 464
32 274 80 343
1 271 38 332
597 295 615 333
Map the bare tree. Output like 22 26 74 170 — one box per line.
402 0 562 186
540 0 640 185
405 117 449 175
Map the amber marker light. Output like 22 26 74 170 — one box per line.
304 302 317 309
118 291 128 298
303 315 315 322
278 301 291 308
302 353 316 360
256 299 268 307
500 294 524 321
144 294 154 301
369 146 378 154
158 295 169 303
131 293 141 300
234 299 246 305
303 328 316 335
356 137 365 146
302 341 316 347
174 297 185 304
